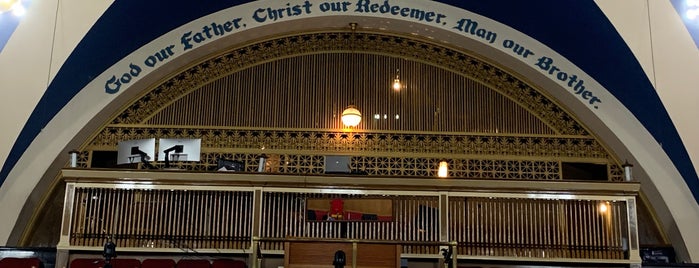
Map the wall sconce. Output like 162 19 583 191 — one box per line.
438 160 448 178
258 154 268 172
392 69 401 91
68 150 80 168
342 105 362 127
622 160 633 182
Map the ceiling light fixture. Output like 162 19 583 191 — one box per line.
342 105 362 127
688 0 699 20
341 23 362 128
392 68 401 91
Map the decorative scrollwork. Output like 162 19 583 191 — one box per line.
77 31 632 182
85 126 620 180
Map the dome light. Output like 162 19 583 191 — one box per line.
688 0 699 20
688 8 699 20
341 105 361 127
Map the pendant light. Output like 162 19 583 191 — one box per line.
342 23 362 127
392 69 401 91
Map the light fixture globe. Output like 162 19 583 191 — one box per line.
341 105 362 127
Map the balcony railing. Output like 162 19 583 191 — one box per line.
58 168 641 265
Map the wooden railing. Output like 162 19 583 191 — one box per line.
67 187 253 250
58 169 640 265
448 196 628 259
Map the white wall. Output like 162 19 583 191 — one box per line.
597 3 699 260
0 0 112 183
0 0 112 246
596 0 699 194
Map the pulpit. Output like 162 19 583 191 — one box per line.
284 240 400 268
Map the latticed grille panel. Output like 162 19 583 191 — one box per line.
73 151 89 168
83 127 621 180
112 152 563 180
609 164 625 182
354 157 561 179
91 127 608 159
424 159 554 179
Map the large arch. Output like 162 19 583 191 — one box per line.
0 0 697 262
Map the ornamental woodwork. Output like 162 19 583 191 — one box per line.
78 31 624 180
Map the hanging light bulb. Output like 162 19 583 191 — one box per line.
341 23 362 128
438 160 448 178
342 105 362 127
392 69 401 91
392 78 401 91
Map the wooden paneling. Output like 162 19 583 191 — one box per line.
356 244 400 268
284 241 399 268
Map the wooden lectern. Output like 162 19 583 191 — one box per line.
284 240 401 268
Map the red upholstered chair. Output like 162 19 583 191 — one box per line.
141 259 175 268
69 258 104 268
0 257 41 268
211 259 246 268
110 258 141 268
176 259 210 268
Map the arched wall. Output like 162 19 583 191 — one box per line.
0 0 698 262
